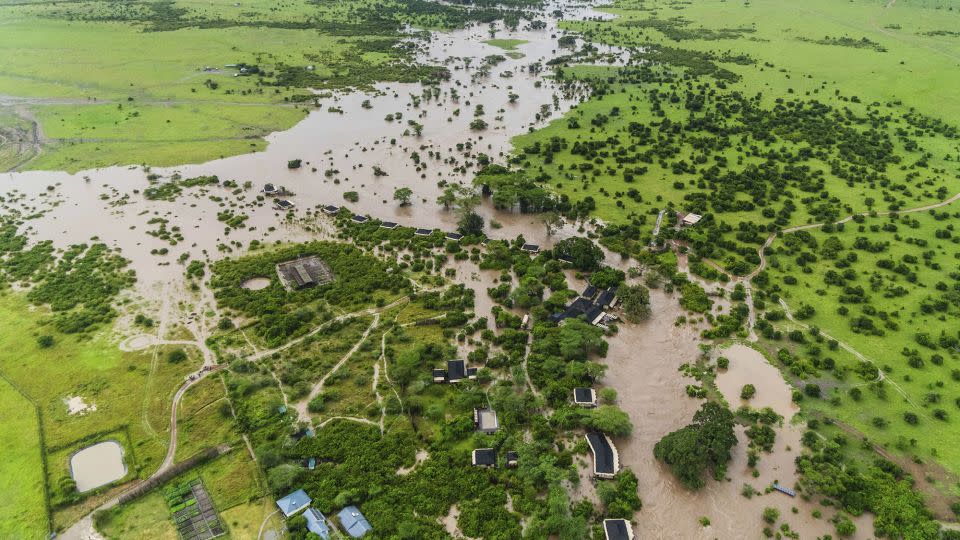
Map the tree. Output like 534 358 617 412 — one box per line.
762 507 780 525
458 211 484 236
393 187 413 206
167 349 187 363
470 118 488 130
584 406 633 437
740 384 756 400
553 237 603 271
540 211 563 237
37 335 54 348
654 402 736 490
617 283 651 323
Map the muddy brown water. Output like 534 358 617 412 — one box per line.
604 303 872 538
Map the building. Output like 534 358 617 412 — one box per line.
432 360 477 383
445 232 463 241
276 489 312 517
521 243 540 253
581 284 598 300
276 256 335 291
304 507 331 539
472 448 497 467
380 221 398 229
678 212 702 227
352 214 369 223
505 450 519 467
585 431 620 479
596 288 617 309
414 228 432 236
263 183 278 195
603 518 634 540
321 205 340 215
474 407 499 434
573 387 598 408
274 199 294 211
337 506 372 538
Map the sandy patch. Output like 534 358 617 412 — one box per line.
64 395 97 415
241 277 272 291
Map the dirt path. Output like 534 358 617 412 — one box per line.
294 313 380 426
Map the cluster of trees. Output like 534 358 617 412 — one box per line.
653 402 736 490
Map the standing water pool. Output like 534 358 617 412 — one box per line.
69 440 127 492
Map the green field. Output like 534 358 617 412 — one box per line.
484 38 529 50
0 375 47 539
0 292 198 530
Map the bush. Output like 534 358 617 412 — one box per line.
37 335 54 348
762 507 780 524
167 349 188 363
740 384 756 400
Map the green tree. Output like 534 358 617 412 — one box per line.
617 283 651 323
553 237 604 271
393 187 414 206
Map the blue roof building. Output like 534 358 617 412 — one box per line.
337 506 372 538
276 489 312 517
304 507 331 539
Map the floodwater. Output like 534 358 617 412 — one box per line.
69 440 127 492
1 3 622 291
603 300 872 538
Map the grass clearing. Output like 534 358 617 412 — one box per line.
0 375 48 539
484 38 529 50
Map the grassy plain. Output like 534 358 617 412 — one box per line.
0 375 48 539
0 292 199 528
760 202 960 471
484 38 529 50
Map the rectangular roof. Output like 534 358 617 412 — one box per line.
603 519 633 540
352 215 369 223
596 289 616 307
474 408 499 433
447 360 467 381
380 221 398 229
276 489 312 517
472 448 497 466
414 228 433 235
304 508 331 539
445 232 463 241
582 284 598 298
337 506 372 538
574 387 596 404
586 432 619 477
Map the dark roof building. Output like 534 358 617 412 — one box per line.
505 451 519 467
352 214 369 223
581 284 598 299
573 387 598 408
472 448 497 467
603 518 634 540
432 368 447 383
274 199 294 210
263 183 278 195
445 232 463 241
380 221 398 229
521 243 540 253
596 289 616 309
322 205 340 215
585 431 620 479
414 228 433 236
276 256 335 290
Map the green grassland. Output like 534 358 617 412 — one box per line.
0 0 511 172
484 38 529 50
757 202 960 470
175 376 238 462
502 0 960 490
0 292 199 529
0 375 47 539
